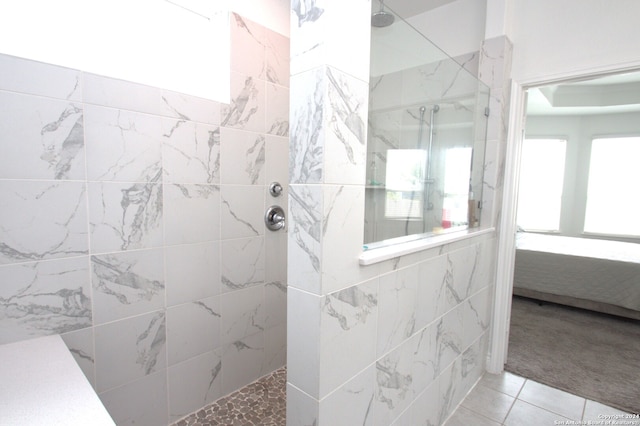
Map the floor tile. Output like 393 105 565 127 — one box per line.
517 380 586 420
461 384 515 423
583 400 639 424
443 406 502 426
504 400 571 426
478 371 526 398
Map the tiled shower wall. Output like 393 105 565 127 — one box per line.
0 13 288 425
286 1 510 425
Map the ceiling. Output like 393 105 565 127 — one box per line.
526 71 640 116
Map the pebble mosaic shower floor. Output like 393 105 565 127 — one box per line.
172 367 286 426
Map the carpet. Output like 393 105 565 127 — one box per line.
505 296 640 414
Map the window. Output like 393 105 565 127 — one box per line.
517 138 567 231
0 0 229 102
385 149 427 219
584 137 640 237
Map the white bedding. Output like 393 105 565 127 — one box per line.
514 233 640 313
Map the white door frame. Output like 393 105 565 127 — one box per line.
487 62 640 374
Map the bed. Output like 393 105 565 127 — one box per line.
513 232 640 320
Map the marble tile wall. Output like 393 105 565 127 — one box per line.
287 1 508 425
0 12 289 426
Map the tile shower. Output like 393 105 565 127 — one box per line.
0 13 288 425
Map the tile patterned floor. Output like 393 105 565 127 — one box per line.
172 366 638 426
444 371 640 426
172 367 286 426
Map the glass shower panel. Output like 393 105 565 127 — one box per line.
364 1 490 247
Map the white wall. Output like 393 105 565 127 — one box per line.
509 0 640 82
407 0 486 58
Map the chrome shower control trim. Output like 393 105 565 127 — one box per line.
269 182 283 197
265 205 285 231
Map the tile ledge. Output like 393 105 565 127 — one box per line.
359 227 495 266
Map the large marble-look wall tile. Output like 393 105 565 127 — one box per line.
266 83 290 136
287 287 321 398
87 181 162 253
83 72 166 117
410 322 438 398
94 310 166 392
160 90 221 126
0 181 88 265
168 349 222 423
416 254 448 329
230 13 267 79
289 67 367 186
264 29 290 88
220 186 264 239
61 326 96 387
265 280 287 328
164 184 220 245
376 265 418 356
288 184 322 293
84 105 162 182
0 257 91 344
373 338 414 426
162 120 220 184
319 279 378 397
165 242 220 307
318 365 375 425
91 248 164 324
166 296 221 366
222 331 266 395
409 378 439 426
0 54 82 101
220 128 266 185
220 285 265 345
220 236 265 293
264 322 287 373
478 36 513 229
265 134 289 186
286 383 319 426
435 304 463 377
99 370 168 426
221 72 266 134
0 91 84 180
290 0 371 82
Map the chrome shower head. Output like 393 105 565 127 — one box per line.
372 1 394 27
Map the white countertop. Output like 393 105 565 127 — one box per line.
0 334 115 426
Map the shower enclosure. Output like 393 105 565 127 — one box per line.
364 1 490 247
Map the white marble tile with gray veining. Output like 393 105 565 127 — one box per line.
220 285 265 346
164 183 220 245
220 72 265 133
374 340 414 426
320 280 378 396
265 281 287 328
377 265 418 357
161 89 221 125
220 237 265 293
265 134 289 189
230 13 266 79
0 257 91 345
220 128 265 185
320 365 375 426
287 185 322 293
0 91 84 180
163 119 220 184
88 181 162 253
84 105 162 182
168 349 223 422
220 186 264 240
167 297 221 366
324 67 367 184
222 331 265 395
266 83 289 136
0 181 88 265
416 254 449 329
462 287 491 350
61 326 95 387
95 310 167 392
91 248 164 325
445 245 480 309
264 322 286 373
290 68 325 184
435 305 463 377
0 53 82 101
411 322 438 397
83 72 165 117
165 241 220 307
438 358 461 424
264 27 290 88
410 377 440 426
290 0 326 74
